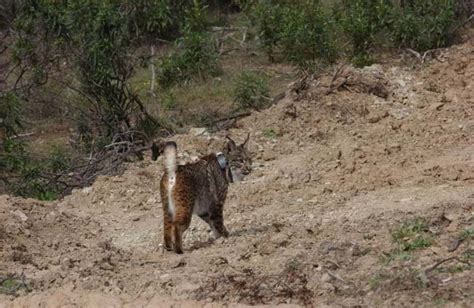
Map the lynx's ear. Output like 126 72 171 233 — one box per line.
225 135 238 153
241 133 250 149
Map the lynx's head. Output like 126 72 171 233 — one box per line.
223 134 252 182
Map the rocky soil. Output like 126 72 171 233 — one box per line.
1 41 473 307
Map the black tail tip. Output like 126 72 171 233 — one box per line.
151 142 160 161
151 141 177 161
164 141 177 150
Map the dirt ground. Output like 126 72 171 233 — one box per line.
1 40 473 307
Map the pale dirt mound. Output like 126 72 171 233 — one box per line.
1 41 473 307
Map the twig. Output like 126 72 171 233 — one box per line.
149 45 156 97
326 63 348 95
211 112 251 124
327 270 346 283
450 13 474 34
240 28 247 47
425 257 470 274
406 48 421 60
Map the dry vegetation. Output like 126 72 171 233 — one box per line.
1 1 473 307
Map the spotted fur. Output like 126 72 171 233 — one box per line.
156 135 251 254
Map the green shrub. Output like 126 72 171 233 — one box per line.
388 0 457 51
158 30 220 88
250 1 285 62
0 139 69 200
338 0 391 60
251 1 337 68
252 1 339 67
232 71 269 110
0 92 23 138
279 1 337 69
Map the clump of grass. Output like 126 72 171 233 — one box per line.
459 228 474 242
382 217 434 265
262 128 277 139
391 217 433 252
0 275 29 295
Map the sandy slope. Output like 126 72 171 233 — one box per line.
1 41 473 307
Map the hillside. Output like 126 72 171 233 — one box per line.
0 40 473 307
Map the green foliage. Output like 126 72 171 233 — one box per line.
388 0 456 51
0 139 70 200
158 30 220 88
280 1 337 69
262 128 277 139
0 92 23 138
391 218 433 251
459 228 474 242
381 217 434 265
337 0 391 61
232 71 269 110
250 1 336 69
250 1 285 61
161 91 177 110
0 275 29 295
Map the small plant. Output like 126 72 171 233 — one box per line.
459 228 474 242
161 91 177 110
47 146 70 173
382 217 434 265
232 71 269 110
391 217 433 251
0 275 29 295
380 250 412 265
262 128 277 139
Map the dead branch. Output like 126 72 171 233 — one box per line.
149 45 156 97
211 112 251 125
425 257 471 274
450 13 474 34
326 63 348 95
406 48 422 60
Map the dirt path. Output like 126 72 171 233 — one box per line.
1 41 473 307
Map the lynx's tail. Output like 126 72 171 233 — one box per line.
163 141 177 179
163 141 177 221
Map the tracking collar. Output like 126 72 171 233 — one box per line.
216 152 227 169
216 152 233 183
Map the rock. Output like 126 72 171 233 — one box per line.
321 273 332 283
429 102 445 111
189 127 207 136
262 149 277 161
367 110 389 123
443 89 460 103
446 221 459 233
12 210 28 222
82 187 93 194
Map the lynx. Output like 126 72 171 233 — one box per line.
153 135 252 254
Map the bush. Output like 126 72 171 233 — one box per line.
158 30 220 87
232 71 269 110
250 1 337 69
0 140 69 200
279 1 337 69
338 0 391 59
0 92 23 138
388 0 457 51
